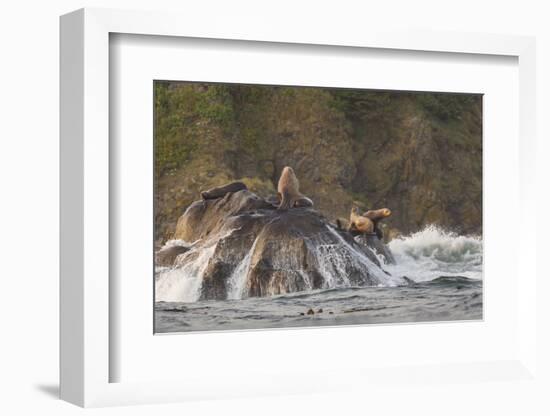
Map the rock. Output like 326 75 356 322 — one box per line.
173 190 272 243
335 218 349 230
329 311 334 314
157 189 404 302
155 245 190 267
402 276 415 285
355 233 396 265
317 308 323 313
201 181 247 200
307 308 315 315
265 194 280 207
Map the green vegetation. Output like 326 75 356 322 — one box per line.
154 82 482 244
154 82 234 178
417 93 477 121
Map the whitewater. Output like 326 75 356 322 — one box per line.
155 225 483 333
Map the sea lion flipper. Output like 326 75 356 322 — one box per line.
278 191 292 210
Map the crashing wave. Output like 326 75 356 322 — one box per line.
386 225 482 282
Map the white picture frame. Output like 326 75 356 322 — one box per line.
60 7 538 407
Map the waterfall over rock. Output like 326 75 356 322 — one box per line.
155 190 404 302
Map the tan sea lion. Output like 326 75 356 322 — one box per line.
363 208 392 240
277 167 312 210
363 208 392 221
201 181 247 200
349 206 374 234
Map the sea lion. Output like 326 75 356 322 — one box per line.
277 166 312 210
363 208 392 240
348 206 374 234
267 193 314 209
200 181 247 200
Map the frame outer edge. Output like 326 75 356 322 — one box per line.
517 38 537 376
58 6 539 407
82 8 111 407
60 8 85 407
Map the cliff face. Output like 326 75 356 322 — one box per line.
155 82 482 245
348 94 482 236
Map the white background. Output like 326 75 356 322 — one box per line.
112 34 519 384
1 0 548 415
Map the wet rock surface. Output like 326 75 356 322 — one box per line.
157 189 403 302
356 234 396 264
155 245 190 267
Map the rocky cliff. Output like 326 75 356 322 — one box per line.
155 82 482 245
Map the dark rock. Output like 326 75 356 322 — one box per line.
402 276 416 285
265 194 280 207
159 189 402 301
201 181 247 200
307 308 315 315
335 218 349 231
317 308 323 313
294 196 314 208
355 233 396 265
173 190 272 243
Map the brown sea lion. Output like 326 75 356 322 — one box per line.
201 181 247 200
277 167 312 210
349 206 374 234
363 208 392 240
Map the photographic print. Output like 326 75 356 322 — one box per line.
154 81 482 333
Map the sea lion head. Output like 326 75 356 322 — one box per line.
282 166 295 177
363 208 392 220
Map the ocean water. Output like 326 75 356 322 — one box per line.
155 226 482 333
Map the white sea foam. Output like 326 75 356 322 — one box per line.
226 237 259 300
161 238 200 249
156 224 480 303
315 226 404 287
386 225 482 282
155 244 217 302
155 228 241 302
